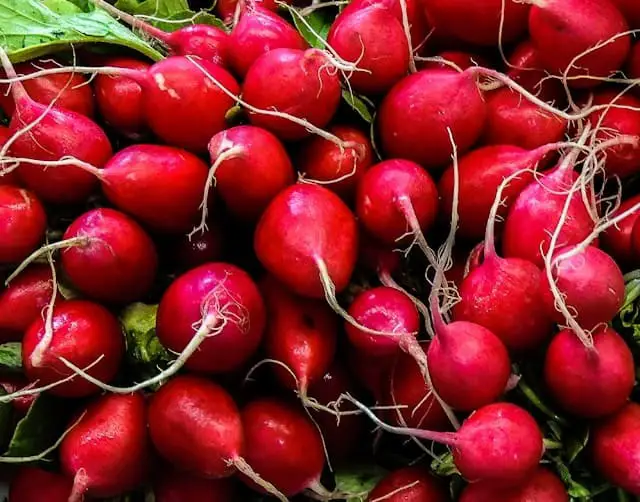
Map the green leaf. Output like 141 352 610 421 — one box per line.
431 451 460 477
113 0 224 31
565 425 590 464
0 0 163 63
288 8 331 49
335 465 387 502
342 90 375 123
0 343 22 372
4 394 61 458
617 271 640 344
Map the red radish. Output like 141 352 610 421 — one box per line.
0 264 53 342
612 0 640 27
9 467 73 502
528 0 631 88
60 208 158 304
254 183 358 299
544 326 634 418
206 125 295 222
601 195 640 268
0 125 19 186
171 223 224 270
297 125 373 200
591 402 640 495
420 50 490 71
260 275 337 394
367 466 447 502
94 57 150 138
327 5 410 95
60 392 149 501
459 467 568 502
22 300 124 398
242 48 342 141
348 347 395 402
378 69 486 169
0 186 46 264
355 159 438 247
506 40 565 102
541 245 625 329
0 375 37 415
154 469 235 502
228 4 307 77
156 262 265 374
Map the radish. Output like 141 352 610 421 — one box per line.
544 326 634 418
326 5 410 95
378 69 486 169
527 0 631 88
171 223 224 271
216 0 289 23
154 469 235 502
205 125 295 223
60 392 149 501
0 264 53 342
0 186 46 264
254 183 358 299
459 467 568 502
22 300 124 398
367 466 447 502
506 40 565 102
632 218 640 259
228 3 307 77
601 194 640 269
612 0 640 27
297 125 373 200
0 126 19 186
0 375 37 415
629 41 640 85
242 48 342 141
591 402 640 495
419 50 490 71
9 467 73 502
156 262 265 374
60 208 158 304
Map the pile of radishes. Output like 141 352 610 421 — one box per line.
1 0 640 499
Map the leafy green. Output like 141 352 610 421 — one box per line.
616 270 640 343
113 0 225 31
342 90 375 123
4 394 62 458
288 8 332 49
335 465 387 501
0 343 22 373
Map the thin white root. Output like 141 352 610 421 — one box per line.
31 248 59 368
232 457 289 502
397 0 416 72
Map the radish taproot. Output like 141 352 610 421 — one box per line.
0 186 46 265
367 466 448 502
601 194 640 269
154 469 235 502
9 467 73 502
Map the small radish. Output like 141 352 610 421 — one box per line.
60 208 158 304
170 223 224 271
156 262 265 374
601 194 640 269
528 0 631 88
9 467 73 502
0 186 46 264
367 466 448 502
154 469 235 502
60 392 149 501
254 183 358 299
506 40 565 102
22 300 124 398
228 3 307 77
0 374 38 415
378 69 486 169
544 326 634 418
242 49 342 141
297 125 373 200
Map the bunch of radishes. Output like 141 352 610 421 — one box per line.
1 0 640 499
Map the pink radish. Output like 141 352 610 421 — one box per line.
378 69 486 169
528 0 631 88
206 125 295 222
544 326 634 418
9 467 72 502
242 49 341 141
612 0 640 27
156 262 265 374
367 466 447 502
154 469 235 502
601 195 640 269
60 392 149 501
22 300 124 398
254 183 358 299
60 208 158 304
170 223 224 270
506 40 565 102
0 186 46 264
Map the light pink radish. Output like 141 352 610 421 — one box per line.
601 195 640 269
0 186 46 264
154 469 235 502
367 467 447 502
506 40 565 102
9 467 73 502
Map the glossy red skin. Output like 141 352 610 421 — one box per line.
260 276 337 392
94 57 150 138
453 255 554 353
601 195 640 269
0 186 46 264
612 0 640 27
171 223 224 270
142 56 240 153
60 393 149 498
367 467 448 502
61 208 157 304
0 375 37 415
148 376 243 479
591 402 640 494
482 89 568 150
459 467 568 502
348 347 395 401
228 5 307 78
327 6 409 95
438 145 538 242
101 144 209 234
346 286 420 357
155 470 235 502
544 327 634 418
242 49 342 141
22 300 124 398
502 165 595 267
254 183 358 298
9 467 73 502
208 125 295 221
420 0 529 46
379 70 487 169
156 263 265 373
0 126 20 186
297 125 373 200
166 25 230 68
240 398 325 496
419 50 490 71
529 0 631 88
541 245 625 329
